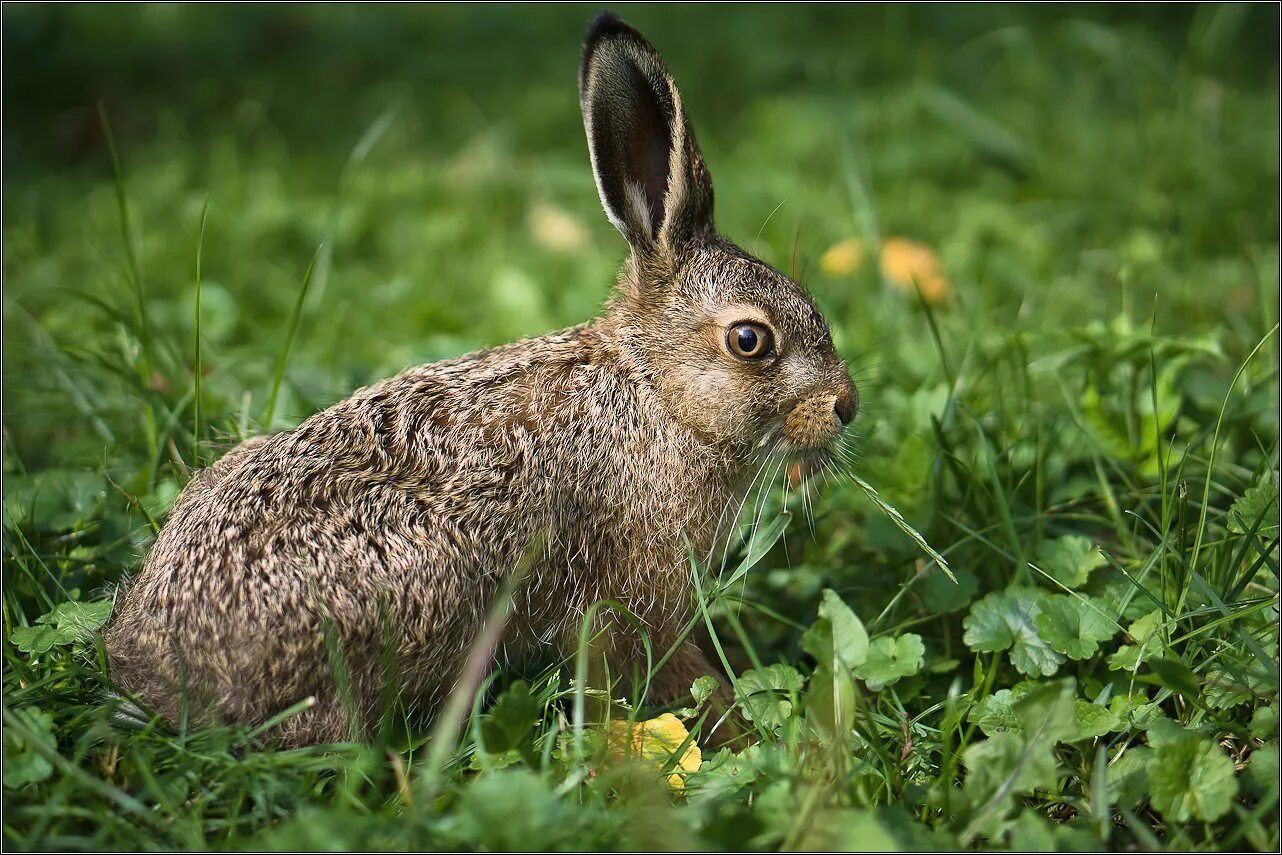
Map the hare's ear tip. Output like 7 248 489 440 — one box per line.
581 11 636 94
584 10 626 44
584 10 649 56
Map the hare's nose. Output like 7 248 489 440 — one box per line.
834 385 858 426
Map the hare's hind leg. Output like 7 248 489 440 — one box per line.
645 640 747 749
267 691 361 748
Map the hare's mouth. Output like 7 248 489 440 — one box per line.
785 449 831 489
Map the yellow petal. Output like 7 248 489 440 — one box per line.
605 713 702 790
819 237 865 277
916 274 953 305
879 237 951 305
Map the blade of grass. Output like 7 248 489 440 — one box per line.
850 472 955 582
97 102 150 378
1186 324 1279 596
419 533 540 797
193 195 210 466
262 245 323 431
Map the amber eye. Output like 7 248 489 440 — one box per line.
726 322 774 360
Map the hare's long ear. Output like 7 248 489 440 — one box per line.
579 12 714 259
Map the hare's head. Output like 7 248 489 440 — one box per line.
581 13 858 480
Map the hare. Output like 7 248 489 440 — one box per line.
104 11 858 748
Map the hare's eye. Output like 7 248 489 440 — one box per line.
726 323 774 360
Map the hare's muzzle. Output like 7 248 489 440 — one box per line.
782 377 858 488
784 385 856 451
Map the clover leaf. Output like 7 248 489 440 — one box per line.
735 665 805 730
1228 477 1279 536
1034 595 1116 660
3 707 56 789
1034 535 1107 589
9 600 114 655
1146 719 1238 822
854 634 925 691
963 588 1064 677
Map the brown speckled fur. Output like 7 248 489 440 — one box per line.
104 11 858 748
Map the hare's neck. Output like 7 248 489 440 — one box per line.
589 307 658 384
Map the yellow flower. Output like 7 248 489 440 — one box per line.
605 713 702 790
879 236 952 305
819 237 865 277
528 200 587 253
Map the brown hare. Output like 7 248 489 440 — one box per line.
104 11 858 748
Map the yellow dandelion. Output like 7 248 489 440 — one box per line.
605 712 702 790
879 236 952 305
819 237 865 278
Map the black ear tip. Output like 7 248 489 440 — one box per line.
584 10 626 45
581 10 643 94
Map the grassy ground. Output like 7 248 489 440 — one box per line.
3 4 1279 851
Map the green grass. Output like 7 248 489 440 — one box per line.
3 4 1279 851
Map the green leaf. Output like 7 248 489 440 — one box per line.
685 745 762 800
969 684 1118 741
854 634 925 691
968 685 1033 736
1228 476 1279 536
1104 747 1152 808
1108 694 1162 730
1071 701 1121 740
1146 719 1238 822
1204 660 1277 709
1249 703 1278 740
1094 578 1162 627
480 680 539 765
962 732 1059 838
1123 610 1164 645
1079 380 1134 464
805 663 857 738
968 690 1019 736
800 589 868 671
1246 744 1278 795
1147 657 1203 706
1007 810 1099 852
1016 680 1081 744
140 478 181 519
1035 595 1116 660
449 768 572 851
3 470 106 532
1106 643 1143 672
961 680 1079 841
3 707 56 789
690 676 719 708
825 805 959 852
963 588 1064 677
1034 535 1107 589
735 665 805 730
1108 609 1167 672
9 600 115 655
